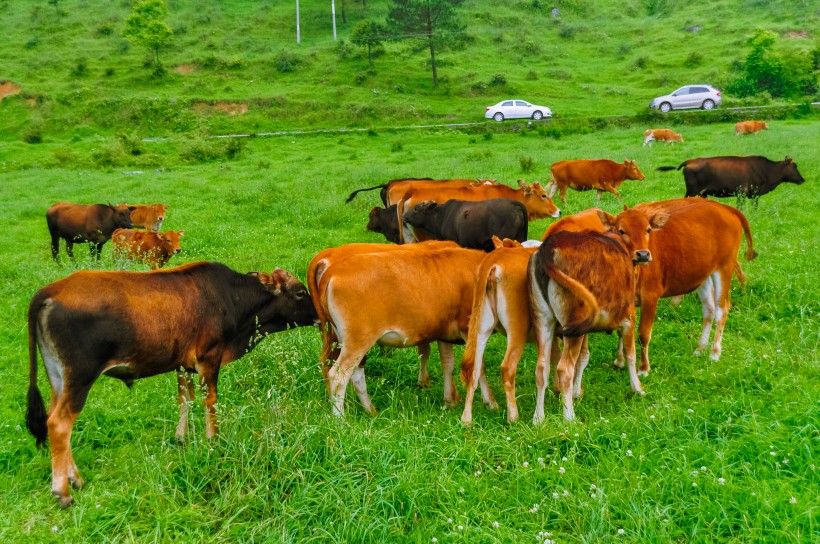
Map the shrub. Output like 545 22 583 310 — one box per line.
390 141 404 152
70 59 89 78
23 130 42 144
118 133 143 156
275 50 300 73
489 73 507 87
518 155 536 173
526 70 539 81
684 52 703 68
179 136 245 163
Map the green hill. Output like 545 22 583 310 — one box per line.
0 0 817 140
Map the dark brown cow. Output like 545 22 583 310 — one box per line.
657 155 805 202
26 262 318 507
529 229 651 422
112 228 184 269
128 203 169 232
547 159 645 203
46 202 133 261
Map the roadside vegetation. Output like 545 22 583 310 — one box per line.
0 1 818 542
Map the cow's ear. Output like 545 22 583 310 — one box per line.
517 180 527 189
650 212 670 230
128 205 137 211
624 159 630 166
270 268 295 296
597 210 617 231
785 156 793 164
178 230 185 236
491 235 504 249
532 181 543 190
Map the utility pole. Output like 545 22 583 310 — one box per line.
331 0 337 40
296 0 301 44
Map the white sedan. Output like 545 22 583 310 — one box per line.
485 99 552 122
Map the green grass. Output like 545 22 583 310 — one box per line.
0 119 818 542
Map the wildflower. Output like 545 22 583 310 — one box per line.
718 478 725 485
618 528 625 535
621 433 627 439
553 492 559 499
529 503 540 514
506 436 511 441
523 462 529 468
770 451 777 457
627 450 633 457
687 409 694 413
562 456 567 462
52 526 59 533
492 521 499 529
790 497 797 504
692 482 698 487
474 470 482 477
562 490 570 497
559 466 566 474
700 466 707 472
590 484 597 490
650 415 655 419
458 525 464 531
447 518 453 524
782 458 789 465
432 539 438 543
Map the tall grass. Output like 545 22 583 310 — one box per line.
0 120 817 541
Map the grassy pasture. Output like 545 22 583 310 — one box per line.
0 120 817 542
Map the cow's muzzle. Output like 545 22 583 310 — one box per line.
633 250 652 264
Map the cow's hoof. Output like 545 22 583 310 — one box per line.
55 494 74 509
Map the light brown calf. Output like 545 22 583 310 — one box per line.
112 228 184 269
128 203 169 231
735 120 768 135
643 128 684 146
547 159 645 203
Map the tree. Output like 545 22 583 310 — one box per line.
124 0 174 73
385 0 465 87
351 20 384 65
729 29 817 98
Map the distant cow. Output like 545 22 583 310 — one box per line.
658 155 806 202
529 229 647 422
345 178 486 206
112 228 184 269
402 198 529 251
26 262 318 507
643 128 684 146
397 181 560 243
735 120 768 135
46 202 133 262
547 159 645 202
128 203 169 231
318 246 496 416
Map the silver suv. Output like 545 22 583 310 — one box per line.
650 84 722 113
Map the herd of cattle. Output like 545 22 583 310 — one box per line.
26 148 806 507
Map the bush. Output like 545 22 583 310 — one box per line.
275 50 300 73
489 73 507 87
23 130 42 144
390 141 404 152
684 52 703 68
179 136 246 164
518 155 536 173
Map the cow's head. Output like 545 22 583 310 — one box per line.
518 181 561 219
598 206 668 264
623 159 646 181
249 269 318 326
159 230 184 254
110 203 134 228
782 156 806 185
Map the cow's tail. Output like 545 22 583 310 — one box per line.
26 296 48 448
460 263 496 385
656 162 686 172
540 248 600 337
736 210 758 261
733 260 747 287
345 183 388 204
309 259 335 362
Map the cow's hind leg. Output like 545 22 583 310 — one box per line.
438 342 461 407
194 356 222 439
349 365 377 416
416 343 431 388
556 336 584 421
327 345 368 416
175 370 196 442
572 336 590 399
707 268 732 361
693 278 716 358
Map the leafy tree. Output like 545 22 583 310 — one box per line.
385 0 465 87
351 20 384 65
729 29 817 98
124 0 174 72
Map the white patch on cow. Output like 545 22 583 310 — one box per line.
643 133 655 147
521 240 542 248
37 301 65 394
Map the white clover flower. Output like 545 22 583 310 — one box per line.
553 492 559 499
447 518 453 524
506 436 511 441
492 521 499 529
718 477 726 485
563 490 570 497
770 451 777 457
590 492 597 498
687 409 694 413
52 526 59 533
701 466 707 472
790 497 797 504
458 525 464 531
474 470 482 477
650 415 655 419
618 528 625 535
621 433 627 439
590 484 597 490
692 482 698 487
627 450 633 457
559 466 566 474
432 538 438 543
523 462 529 468
562 456 567 462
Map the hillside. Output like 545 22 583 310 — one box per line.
0 0 817 141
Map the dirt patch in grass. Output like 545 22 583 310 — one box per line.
0 81 21 100
194 101 249 115
784 30 809 39
174 64 196 74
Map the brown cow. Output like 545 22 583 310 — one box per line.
547 159 645 203
307 241 462 394
46 202 133 261
643 128 684 146
529 228 654 422
397 181 560 243
26 262 318 507
318 246 496 416
112 228 184 269
128 203 169 231
345 178 489 206
735 120 768 135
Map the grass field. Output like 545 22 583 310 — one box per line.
0 118 817 542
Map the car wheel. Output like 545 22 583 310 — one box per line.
702 99 715 110
493 112 504 122
660 102 672 113
532 111 543 121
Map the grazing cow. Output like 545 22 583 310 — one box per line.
547 159 645 203
307 241 462 393
25 262 318 507
128 203 169 232
402 198 529 251
112 228 184 269
46 202 133 261
643 128 684 146
735 120 768 135
345 178 485 205
528 229 649 422
657 155 806 202
397 182 559 243
318 246 497 416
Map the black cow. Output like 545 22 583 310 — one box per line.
402 198 528 252
366 205 402 244
658 155 805 203
25 262 318 507
46 202 134 261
